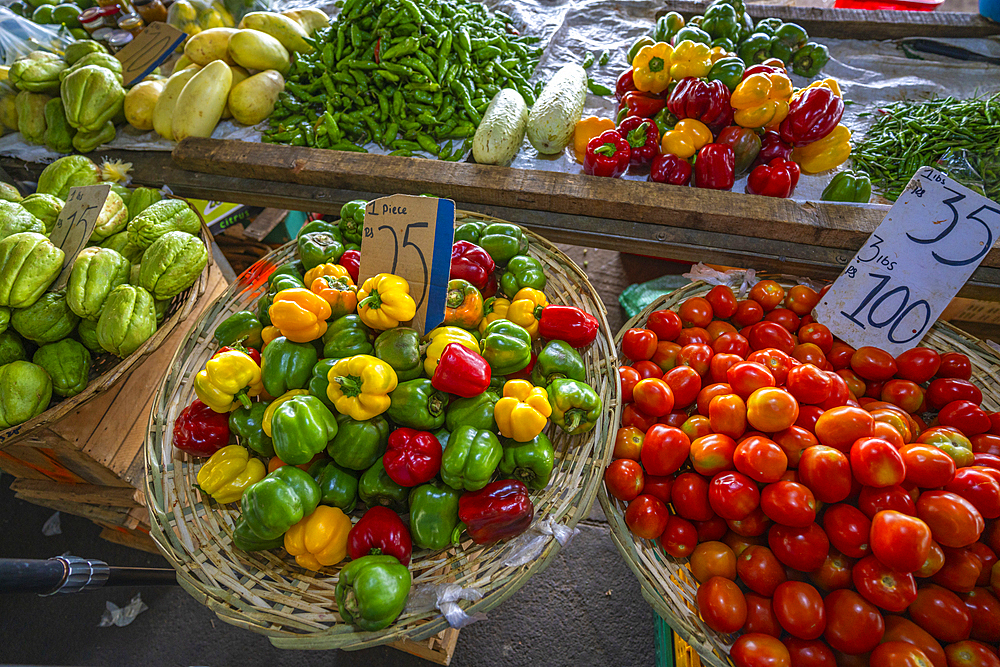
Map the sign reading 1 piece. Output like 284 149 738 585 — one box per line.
357 194 455 335
815 166 1000 356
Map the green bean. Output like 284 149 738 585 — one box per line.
587 79 613 96
582 52 595 69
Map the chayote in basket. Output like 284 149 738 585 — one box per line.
18 193 63 235
0 360 52 429
0 306 7 334
100 232 145 264
32 338 92 398
126 186 163 222
96 283 157 357
64 40 107 66
0 232 64 309
72 120 117 156
11 290 79 344
137 231 208 300
67 246 132 320
58 52 123 84
76 318 101 353
127 199 200 251
36 155 102 200
88 190 128 243
0 200 44 240
0 330 27 365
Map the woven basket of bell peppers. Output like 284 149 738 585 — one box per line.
0 155 213 441
599 275 1000 667
144 207 620 649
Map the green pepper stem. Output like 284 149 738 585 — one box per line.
446 288 465 309
648 56 665 73
563 409 584 433
335 374 363 398
358 288 382 310
593 143 617 157
236 390 252 410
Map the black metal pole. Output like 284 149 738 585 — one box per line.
0 559 66 595
106 567 177 587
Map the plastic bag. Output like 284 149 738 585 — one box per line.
404 583 486 629
99 593 149 628
501 517 579 567
42 511 62 536
0 8 73 65
167 0 236 38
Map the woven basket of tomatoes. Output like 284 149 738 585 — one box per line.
144 208 620 649
599 275 1000 667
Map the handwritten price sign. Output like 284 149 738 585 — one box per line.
49 184 111 291
815 167 1000 355
115 22 186 87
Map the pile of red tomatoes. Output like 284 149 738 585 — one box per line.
606 279 1000 667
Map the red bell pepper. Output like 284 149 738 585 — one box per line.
753 131 792 170
743 60 787 80
616 68 637 101
618 90 666 119
173 399 231 457
347 506 413 565
617 115 660 166
338 248 360 284
535 304 600 348
778 86 844 147
584 130 631 178
383 427 442 487
458 479 534 544
746 158 801 198
716 126 762 176
693 143 735 191
431 342 491 397
667 77 733 129
450 241 496 295
219 345 261 366
649 153 692 186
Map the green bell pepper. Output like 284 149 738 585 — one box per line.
338 200 366 245
479 223 528 267
0 330 27 366
791 42 829 78
432 426 452 450
298 231 345 270
32 338 91 398
654 12 685 44
359 457 409 512
261 336 318 397
270 394 338 465
408 480 463 550
737 32 772 65
308 357 339 410
821 170 872 204
479 319 531 376
774 22 808 50
499 432 555 490
0 361 52 428
500 255 546 298
440 424 502 491
711 37 736 52
653 108 679 136
233 466 321 549
309 458 359 513
753 17 784 36
531 340 587 387
374 327 423 381
257 291 273 327
335 555 411 631
229 401 274 457
387 379 448 430
673 26 711 46
269 261 305 285
707 56 745 92
445 390 500 433
214 310 263 348
767 36 793 64
328 412 390 470
626 36 656 65
701 2 740 44
548 378 603 435
323 314 373 359
453 220 486 244
296 220 340 239
232 524 285 551
268 272 306 295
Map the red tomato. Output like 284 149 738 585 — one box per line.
710 352 744 384
697 576 747 633
714 331 751 357
605 458 644 501
731 633 791 667
851 347 899 382
750 280 786 312
918 540 948 578
882 379 925 414
651 340 682 372
796 405 825 433
613 426 645 461
917 428 975 468
641 425 691 476
883 615 948 667
706 285 738 320
991 413 1000 436
646 309 682 342
633 378 675 417
707 321 737 340
798 322 834 355
761 481 816 527
944 640 1000 667
927 378 983 410
659 515 698 558
632 359 663 379
852 554 918 612
823 589 885 654
970 543 998 587
870 509 932 574
677 327 711 347
709 471 760 520
917 491 986 548
694 516 729 542
725 530 768 556
870 642 935 667
663 365 702 409
962 587 1000 643
793 343 827 367
785 285 820 316
945 468 1000 520
851 437 907 488
747 387 800 434
748 348 795 385
690 433 738 477
937 352 973 380
773 426 819 468
624 494 669 539
768 522 830 572
622 403 657 432
897 347 942 384
773 581 826 639
643 474 674 504
787 364 833 405
799 445 853 504
932 547 983 593
973 435 1000 457
729 361 777 399
622 328 658 361
697 382 734 416
619 365 642 403
682 414 713 441
940 401 993 437
744 594 783 638
819 371 853 410
672 472 715 521
691 540 737 582
873 421 907 449
810 549 855 592
828 342 856 370
783 638 836 667
909 584 973 643
860 484 918 519
814 406 875 453
733 299 765 327
837 368 867 399
739 545 788 596
735 436 790 484
728 506 772 538
679 296 714 328
765 307 801 333
824 503 873 559
902 444 958 489
679 343 714 378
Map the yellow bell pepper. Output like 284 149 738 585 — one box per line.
506 288 548 339
196 445 266 504
797 77 842 99
194 349 263 413
661 118 712 159
261 325 281 346
791 124 852 174
709 46 733 64
479 297 511 336
284 505 353 570
262 389 310 437
731 72 793 129
632 42 673 94
326 354 398 420
310 275 358 320
422 326 479 376
303 262 353 286
573 116 616 164
357 273 417 330
669 40 713 80
494 380 552 443
269 288 332 343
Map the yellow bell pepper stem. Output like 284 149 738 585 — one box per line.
422 326 479 376
326 354 398 420
791 124 852 174
731 72 793 129
632 42 674 94
193 349 263 413
284 505 353 570
196 445 266 504
661 118 712 159
494 380 552 443
669 40 713 80
478 297 511 336
303 262 353 286
262 389 310 437
357 273 417 330
573 116 617 164
269 288 332 343
505 288 548 339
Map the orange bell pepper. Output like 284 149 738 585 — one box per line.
573 116 616 164
303 262 353 286
731 72 793 129
268 288 332 343
443 278 485 329
310 275 358 320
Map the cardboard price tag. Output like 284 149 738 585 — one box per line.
49 183 111 291
815 166 1000 356
358 194 455 335
115 22 186 88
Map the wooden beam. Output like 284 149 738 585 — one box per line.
242 208 288 241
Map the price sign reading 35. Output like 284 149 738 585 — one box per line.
815 167 1000 356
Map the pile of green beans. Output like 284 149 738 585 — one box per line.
262 0 542 159
853 93 1000 201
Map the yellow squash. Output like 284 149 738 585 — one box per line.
124 79 165 131
183 27 238 66
152 64 201 141
228 70 284 126
172 59 233 142
239 12 313 53
227 29 290 75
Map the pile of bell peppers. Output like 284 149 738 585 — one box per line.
175 201 605 633
575 0 865 202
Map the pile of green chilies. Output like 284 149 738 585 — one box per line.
852 93 1000 201
262 0 542 159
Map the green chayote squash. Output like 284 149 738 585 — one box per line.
138 231 208 300
0 330 27 366
88 190 127 243
11 291 79 344
126 187 162 222
59 53 123 84
64 40 107 66
96 284 157 357
129 262 141 285
18 194 63 235
127 199 200 250
0 233 64 309
60 65 125 133
154 298 170 325
72 120 116 154
0 360 53 429
33 338 91 398
100 231 145 264
43 97 76 154
0 201 44 240
15 90 50 145
109 184 132 210
0 183 22 203
0 306 8 334
76 318 101 352
67 246 131 320
9 56 67 94
36 155 101 200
